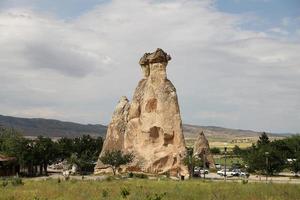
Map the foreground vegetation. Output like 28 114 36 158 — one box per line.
1 178 300 200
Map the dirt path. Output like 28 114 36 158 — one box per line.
25 172 300 184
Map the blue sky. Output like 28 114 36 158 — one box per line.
216 0 300 34
1 0 299 29
1 0 299 37
0 0 299 133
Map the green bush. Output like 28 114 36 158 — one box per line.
146 193 166 200
102 189 108 198
211 147 221 154
1 179 8 187
128 172 134 178
120 187 130 199
134 173 148 179
11 177 23 186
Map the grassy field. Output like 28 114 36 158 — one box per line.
185 139 253 150
1 178 300 200
209 141 253 150
213 156 244 167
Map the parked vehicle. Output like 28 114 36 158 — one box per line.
230 169 241 176
200 169 209 174
217 169 230 176
240 171 250 177
194 167 209 176
230 169 250 177
215 164 222 169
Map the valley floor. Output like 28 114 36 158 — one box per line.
1 178 300 200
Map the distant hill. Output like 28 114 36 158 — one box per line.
183 124 287 142
0 115 291 140
0 115 107 138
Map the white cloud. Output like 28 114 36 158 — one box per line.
269 27 289 35
0 0 299 133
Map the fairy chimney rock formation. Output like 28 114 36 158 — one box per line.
94 96 130 173
193 131 216 168
95 48 188 177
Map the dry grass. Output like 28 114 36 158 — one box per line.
209 141 253 150
185 138 253 150
1 178 300 200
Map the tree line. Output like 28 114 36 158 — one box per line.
0 126 103 176
1 125 299 177
234 132 300 176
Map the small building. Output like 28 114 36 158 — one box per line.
0 154 19 176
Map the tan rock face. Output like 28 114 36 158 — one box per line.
193 131 215 168
94 96 130 173
95 48 188 177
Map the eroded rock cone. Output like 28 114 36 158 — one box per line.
193 131 215 168
94 96 130 174
124 48 188 176
95 48 189 177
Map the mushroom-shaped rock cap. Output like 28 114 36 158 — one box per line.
139 48 171 66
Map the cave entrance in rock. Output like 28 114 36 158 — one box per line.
149 126 160 139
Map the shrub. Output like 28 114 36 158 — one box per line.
1 179 8 187
100 150 134 175
128 172 134 178
120 187 130 199
11 177 23 186
211 147 221 154
134 173 148 179
146 193 167 200
102 189 108 198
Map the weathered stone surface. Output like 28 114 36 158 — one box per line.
94 96 130 174
193 131 215 168
95 48 188 177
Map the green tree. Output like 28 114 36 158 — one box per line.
0 127 36 175
257 132 270 146
210 147 221 155
100 150 134 175
72 135 103 172
232 145 242 156
285 136 300 176
34 136 57 175
0 128 27 165
183 148 203 178
290 157 300 176
242 138 286 175
56 137 74 160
